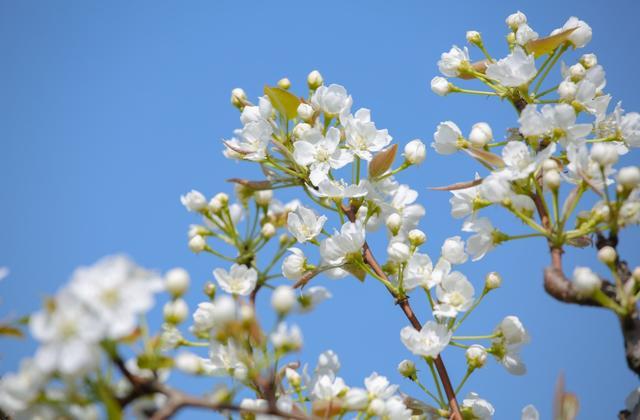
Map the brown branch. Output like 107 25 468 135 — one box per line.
341 204 463 420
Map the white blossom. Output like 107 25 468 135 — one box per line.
558 16 592 48
342 108 392 160
314 179 368 199
320 222 366 266
311 84 351 116
287 204 327 243
434 271 475 318
400 321 452 358
282 248 307 281
462 217 497 261
485 46 536 87
432 121 462 155
213 264 258 296
293 127 353 185
437 46 470 77
404 254 450 291
572 266 602 296
441 236 468 264
270 323 303 351
502 141 556 180
180 190 207 212
430 76 451 96
462 392 495 420
522 404 540 420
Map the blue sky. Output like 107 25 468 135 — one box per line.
1 1 639 418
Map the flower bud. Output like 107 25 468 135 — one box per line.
597 246 617 265
590 143 618 166
580 53 597 69
285 367 301 388
506 11 527 30
542 159 559 172
297 103 314 121
385 213 402 235
466 31 482 45
175 352 206 374
261 223 276 239
543 170 561 190
558 80 577 100
181 190 208 212
568 63 586 82
468 122 493 148
271 285 297 315
189 235 206 253
203 281 216 299
254 190 273 206
408 229 427 247
277 78 291 90
633 267 640 282
397 359 417 379
430 76 451 96
165 268 190 297
188 224 209 239
211 296 236 324
506 32 516 45
485 272 502 290
293 122 312 139
368 399 386 416
465 344 487 369
239 304 254 322
307 70 323 90
163 298 189 324
387 241 411 262
404 139 427 164
617 166 640 189
573 266 602 296
230 88 247 108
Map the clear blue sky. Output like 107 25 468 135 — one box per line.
1 1 639 418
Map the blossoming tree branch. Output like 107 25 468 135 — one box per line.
1 10 639 420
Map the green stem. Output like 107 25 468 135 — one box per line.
453 291 487 332
452 333 498 341
454 368 474 395
534 45 567 94
413 378 444 407
426 359 446 408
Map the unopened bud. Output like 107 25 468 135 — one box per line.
542 159 559 172
307 70 323 90
558 80 577 100
633 267 640 282
285 368 301 388
485 272 502 290
543 170 561 190
591 143 618 167
239 304 254 322
277 78 291 90
430 76 452 96
580 53 597 69
293 122 312 139
397 359 417 379
468 122 493 148
597 246 617 265
466 31 482 45
404 139 427 164
386 213 402 235
231 88 247 108
254 190 273 206
189 235 206 253
261 223 276 238
297 103 314 121
465 345 487 368
408 229 426 247
163 299 189 324
203 281 216 299
387 241 411 263
165 268 190 297
506 11 527 31
569 63 586 82
271 286 297 315
617 166 640 189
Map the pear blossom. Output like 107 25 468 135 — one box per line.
433 121 462 155
437 46 470 77
404 139 427 164
282 248 307 281
518 103 592 147
515 24 538 46
387 240 411 262
69 255 163 339
381 184 426 234
384 396 412 419
449 175 482 219
311 374 347 401
441 236 468 264
209 340 248 379
287 204 327 243
404 254 451 290
462 392 495 419
462 217 497 261
271 286 297 314
0 359 46 412
174 352 217 375
314 179 368 199
495 344 527 375
293 127 353 185
224 120 273 161
342 108 392 160
298 286 332 312
320 222 366 266
498 316 530 346
400 321 452 358
506 11 527 30
479 172 512 203
558 16 592 48
191 302 217 334
311 84 351 116
270 323 303 351
430 76 451 96
29 294 102 375
240 96 272 125
213 264 258 296
501 141 556 180
620 112 640 147
434 271 475 318
485 46 536 87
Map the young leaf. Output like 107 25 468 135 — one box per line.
464 148 505 168
525 27 576 58
264 85 301 120
369 144 398 178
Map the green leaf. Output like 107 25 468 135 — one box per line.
95 379 123 420
525 27 576 58
264 85 301 120
464 147 505 168
137 353 174 370
344 263 367 282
